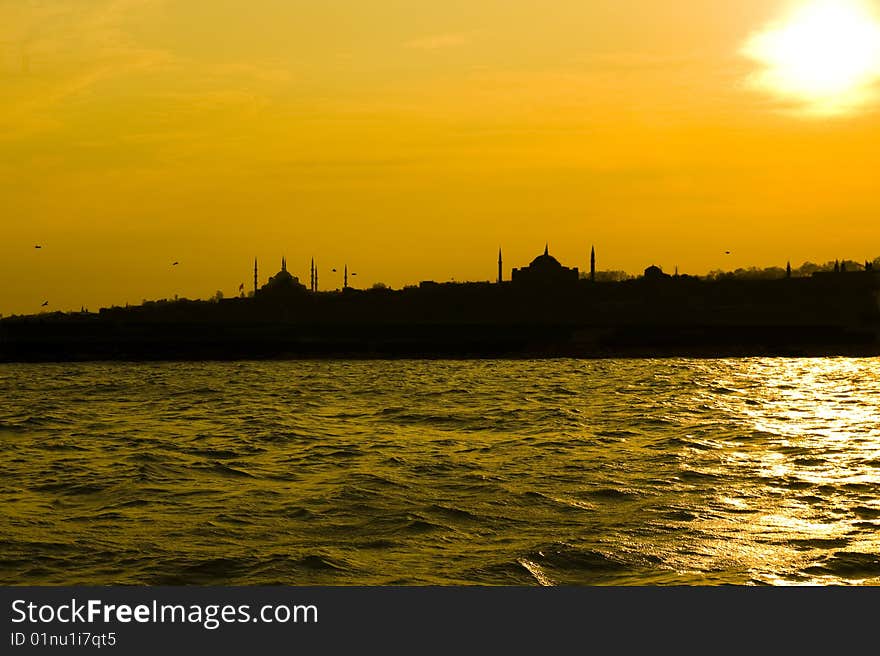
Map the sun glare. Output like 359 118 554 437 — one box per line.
743 0 880 114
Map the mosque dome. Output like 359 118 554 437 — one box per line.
257 257 307 297
511 245 580 286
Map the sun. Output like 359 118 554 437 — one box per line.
743 0 880 114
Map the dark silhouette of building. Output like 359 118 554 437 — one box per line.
255 257 307 299
498 248 503 284
253 258 258 295
590 246 596 282
308 258 321 292
644 264 668 280
511 245 579 285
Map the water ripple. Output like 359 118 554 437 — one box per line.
1 357 878 585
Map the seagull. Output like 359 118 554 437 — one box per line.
34 245 42 249
41 300 48 307
725 251 731 255
172 261 179 266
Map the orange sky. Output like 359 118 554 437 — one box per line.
2 0 880 315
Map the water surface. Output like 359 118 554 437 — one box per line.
1 358 878 585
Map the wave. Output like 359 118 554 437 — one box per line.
804 552 880 579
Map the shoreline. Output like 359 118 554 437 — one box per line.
3 344 879 363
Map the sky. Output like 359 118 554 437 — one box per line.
3 0 880 315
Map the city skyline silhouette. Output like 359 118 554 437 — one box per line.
7 241 879 318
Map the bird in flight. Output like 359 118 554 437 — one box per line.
172 261 179 266
725 251 731 255
34 245 42 249
41 300 48 307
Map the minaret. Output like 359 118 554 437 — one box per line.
344 264 348 289
253 257 258 295
498 248 503 283
544 243 549 256
310 258 315 291
590 246 596 282
315 263 318 291
786 261 792 278
282 256 287 273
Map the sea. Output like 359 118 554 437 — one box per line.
1 358 879 586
